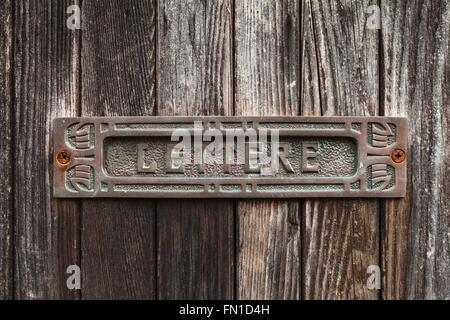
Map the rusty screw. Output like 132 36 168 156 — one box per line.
391 149 406 164
56 149 72 168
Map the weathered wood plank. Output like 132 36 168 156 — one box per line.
381 0 449 299
0 0 12 300
13 0 80 299
81 200 156 299
237 201 300 299
302 200 379 299
301 0 379 299
235 0 301 299
81 0 156 299
157 201 234 299
157 0 233 116
156 0 235 299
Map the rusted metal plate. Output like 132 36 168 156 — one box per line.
53 116 407 198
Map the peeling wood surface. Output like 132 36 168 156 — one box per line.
0 0 448 300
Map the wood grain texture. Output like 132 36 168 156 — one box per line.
157 0 233 116
82 1 156 116
0 0 12 300
302 200 379 299
381 0 449 299
13 0 80 299
4 0 447 300
81 200 156 299
235 0 301 299
237 201 300 299
301 0 379 299
156 0 235 299
157 201 234 299
81 0 156 299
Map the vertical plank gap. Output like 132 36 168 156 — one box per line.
153 0 158 117
233 200 237 300
298 201 303 300
231 0 236 117
298 0 304 301
77 0 83 301
378 0 383 301
378 0 384 117
10 0 16 300
231 0 237 301
154 0 160 300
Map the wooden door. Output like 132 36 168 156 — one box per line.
0 0 448 300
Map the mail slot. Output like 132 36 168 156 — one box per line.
53 116 407 198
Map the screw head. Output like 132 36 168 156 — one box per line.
391 149 406 164
56 149 72 167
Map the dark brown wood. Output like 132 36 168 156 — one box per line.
54 200 80 299
81 0 156 299
301 0 379 299
156 0 235 299
2 0 448 301
13 0 80 299
381 0 449 299
157 200 234 299
81 200 156 299
0 0 12 300
235 0 301 299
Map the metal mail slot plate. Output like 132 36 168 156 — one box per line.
53 116 407 198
